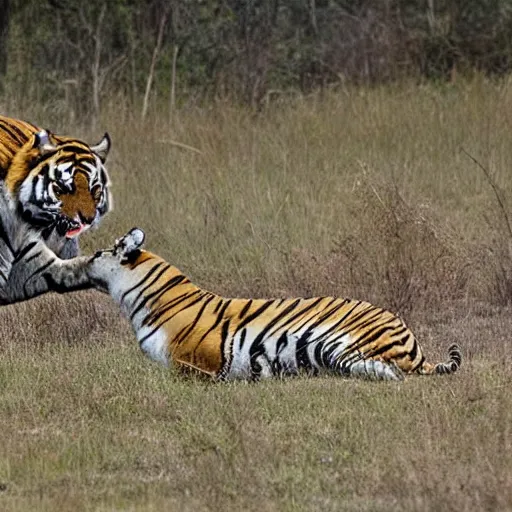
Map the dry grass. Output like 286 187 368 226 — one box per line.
1 77 512 510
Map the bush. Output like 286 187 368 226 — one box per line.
280 174 470 322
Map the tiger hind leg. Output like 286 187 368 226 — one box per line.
338 359 405 381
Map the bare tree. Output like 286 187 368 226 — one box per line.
0 0 9 78
141 7 169 121
72 3 127 123
90 3 107 126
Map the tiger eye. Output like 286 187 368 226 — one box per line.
53 182 65 197
92 185 102 202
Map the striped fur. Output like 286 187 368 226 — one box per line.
0 115 111 259
88 228 462 381
0 115 111 305
0 190 92 305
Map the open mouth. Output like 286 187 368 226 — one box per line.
66 225 85 238
53 214 94 239
65 220 91 239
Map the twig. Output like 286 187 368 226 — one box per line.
157 139 203 155
461 147 512 240
169 44 179 126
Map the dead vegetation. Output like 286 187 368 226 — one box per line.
278 175 470 323
1 78 512 510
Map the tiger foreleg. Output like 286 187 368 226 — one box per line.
42 225 80 259
58 238 80 259
6 241 92 303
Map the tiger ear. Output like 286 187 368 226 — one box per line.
113 228 146 261
90 133 111 163
33 130 57 156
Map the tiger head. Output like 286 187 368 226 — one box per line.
6 129 112 239
88 228 149 293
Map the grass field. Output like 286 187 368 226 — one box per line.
1 78 512 510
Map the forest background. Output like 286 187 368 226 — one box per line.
2 0 512 117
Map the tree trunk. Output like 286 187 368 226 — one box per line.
91 4 107 129
141 9 168 121
0 0 10 78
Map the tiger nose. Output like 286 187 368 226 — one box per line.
78 211 95 225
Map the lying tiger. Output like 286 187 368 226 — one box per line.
88 228 462 381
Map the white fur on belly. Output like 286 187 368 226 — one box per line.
137 327 169 366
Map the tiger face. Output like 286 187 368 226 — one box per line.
9 130 112 239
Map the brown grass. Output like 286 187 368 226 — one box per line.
1 77 512 510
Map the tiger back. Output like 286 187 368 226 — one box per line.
88 228 462 382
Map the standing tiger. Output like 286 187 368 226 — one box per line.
87 228 462 381
0 115 111 305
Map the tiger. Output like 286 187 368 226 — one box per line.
87 228 462 381
0 115 111 258
0 115 111 305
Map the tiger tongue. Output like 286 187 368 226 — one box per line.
66 224 84 238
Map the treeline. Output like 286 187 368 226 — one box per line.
1 0 512 116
